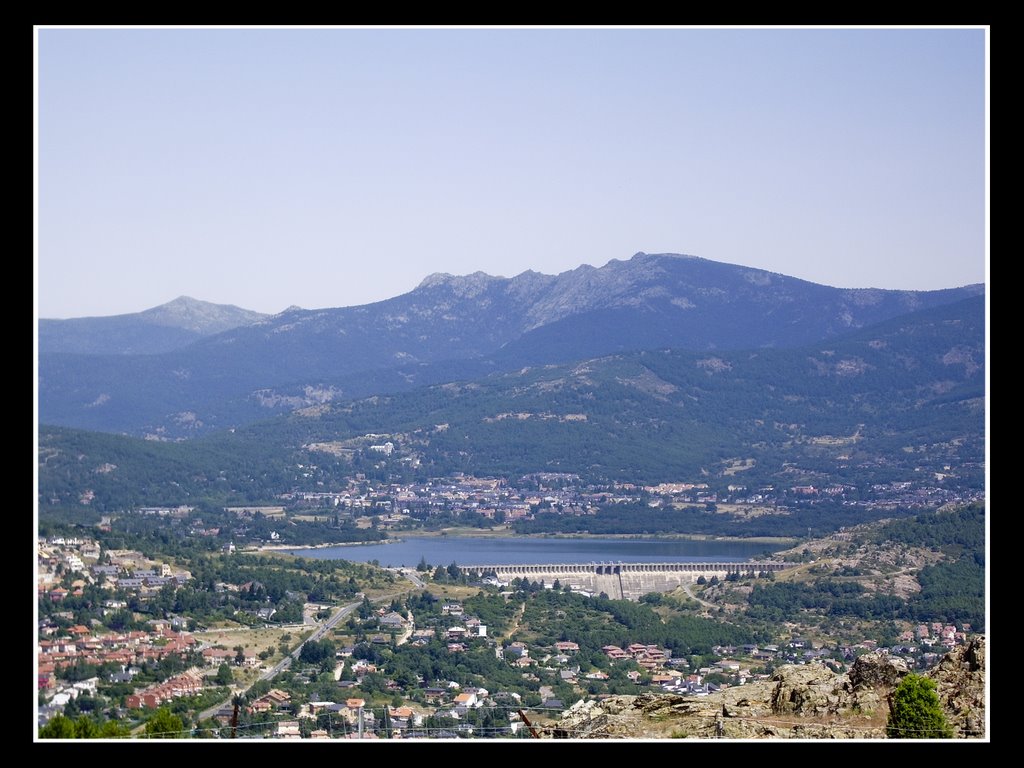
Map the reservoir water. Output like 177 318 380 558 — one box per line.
281 535 786 567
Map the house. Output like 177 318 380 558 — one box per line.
266 689 291 706
603 645 631 661
202 647 234 666
251 688 291 713
276 721 301 739
73 677 99 695
505 642 529 659
108 669 136 684
388 706 416 729
554 641 580 653
249 698 273 714
380 612 408 630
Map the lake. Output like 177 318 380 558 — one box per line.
280 535 787 567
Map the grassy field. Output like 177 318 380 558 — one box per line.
199 625 297 655
419 583 484 601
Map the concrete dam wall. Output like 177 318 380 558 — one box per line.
465 561 787 601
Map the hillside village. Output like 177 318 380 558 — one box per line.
37 527 980 739
52 466 986 554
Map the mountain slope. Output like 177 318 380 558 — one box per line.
38 253 983 437
271 294 985 486
39 296 269 355
37 295 985 510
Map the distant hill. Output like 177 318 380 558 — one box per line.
38 296 269 355
37 295 984 509
38 253 983 437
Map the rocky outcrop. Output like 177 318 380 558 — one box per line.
550 637 985 739
928 636 986 738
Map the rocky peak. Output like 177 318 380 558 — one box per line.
415 270 503 297
140 296 268 334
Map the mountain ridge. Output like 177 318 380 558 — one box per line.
38 252 984 438
39 295 269 355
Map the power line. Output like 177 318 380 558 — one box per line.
68 701 979 740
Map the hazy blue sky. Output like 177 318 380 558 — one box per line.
36 26 988 319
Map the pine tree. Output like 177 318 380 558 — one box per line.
886 673 954 739
144 707 185 739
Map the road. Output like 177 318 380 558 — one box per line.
194 572 426 727
680 581 718 610
195 599 361 723
398 568 426 588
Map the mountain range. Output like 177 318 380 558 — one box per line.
37 291 985 510
38 252 984 439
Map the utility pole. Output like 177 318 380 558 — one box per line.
518 709 540 739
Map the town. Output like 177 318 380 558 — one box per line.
37 493 981 739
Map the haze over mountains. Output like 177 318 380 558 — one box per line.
38 252 984 439
39 296 269 355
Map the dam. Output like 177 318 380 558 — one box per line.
463 561 788 600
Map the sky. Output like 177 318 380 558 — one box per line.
35 26 988 319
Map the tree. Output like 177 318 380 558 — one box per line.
144 707 185 739
38 714 76 738
98 719 130 738
193 718 220 739
215 663 234 686
886 673 953 739
73 716 100 738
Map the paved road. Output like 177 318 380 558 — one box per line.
399 568 426 588
193 577 426 728
195 599 361 724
